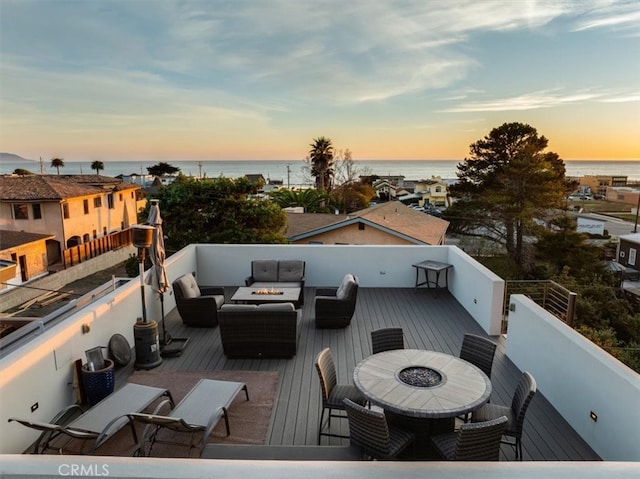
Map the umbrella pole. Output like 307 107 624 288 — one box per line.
159 287 190 357
139 248 147 322
159 292 170 345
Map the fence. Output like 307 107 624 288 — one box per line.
63 230 133 267
503 280 577 333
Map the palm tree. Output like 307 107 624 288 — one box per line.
50 158 65 175
270 188 333 213
309 137 334 191
91 160 104 175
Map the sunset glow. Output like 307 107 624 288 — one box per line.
1 1 639 162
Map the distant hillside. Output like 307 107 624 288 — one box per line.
0 152 35 162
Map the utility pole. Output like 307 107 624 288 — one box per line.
39 157 44 174
633 190 640 233
287 164 291 189
198 161 202 179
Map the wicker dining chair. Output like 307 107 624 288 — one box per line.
459 333 497 378
343 398 415 460
371 328 405 354
458 333 497 422
431 415 508 461
315 348 367 444
471 371 537 460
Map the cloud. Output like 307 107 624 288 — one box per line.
5 0 619 108
571 2 640 34
2 0 638 123
440 89 607 112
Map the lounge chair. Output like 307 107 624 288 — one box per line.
8 383 172 455
125 379 249 457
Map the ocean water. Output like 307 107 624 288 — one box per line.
2 158 639 185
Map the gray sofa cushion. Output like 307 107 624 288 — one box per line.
336 274 356 300
253 260 278 282
257 302 296 311
278 260 304 282
175 273 201 299
220 304 258 312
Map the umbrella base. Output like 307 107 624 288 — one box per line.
160 336 190 357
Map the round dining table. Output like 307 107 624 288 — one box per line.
353 349 492 457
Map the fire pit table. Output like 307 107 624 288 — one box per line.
354 349 491 458
230 286 301 305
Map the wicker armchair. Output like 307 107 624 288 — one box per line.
172 273 225 327
371 328 405 354
343 398 415 460
314 274 359 329
315 348 366 444
471 371 537 460
431 416 508 461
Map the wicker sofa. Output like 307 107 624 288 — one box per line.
245 259 305 306
218 302 300 358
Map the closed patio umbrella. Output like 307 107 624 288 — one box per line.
146 199 189 356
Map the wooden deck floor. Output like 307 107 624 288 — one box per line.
117 287 600 461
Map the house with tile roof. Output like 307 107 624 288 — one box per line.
285 201 449 245
0 175 140 267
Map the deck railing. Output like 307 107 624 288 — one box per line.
502 280 577 333
63 230 133 267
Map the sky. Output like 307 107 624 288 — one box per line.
1 0 639 162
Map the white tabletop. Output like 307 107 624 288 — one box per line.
353 349 491 419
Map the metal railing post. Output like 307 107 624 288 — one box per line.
566 292 578 326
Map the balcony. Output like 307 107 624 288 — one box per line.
1 244 638 478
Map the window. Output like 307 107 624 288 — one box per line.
13 204 28 220
93 229 97 239
94 196 102 208
83 199 89 214
119 193 123 201
32 204 42 219
62 203 69 219
358 223 365 230
629 248 637 266
107 193 114 209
